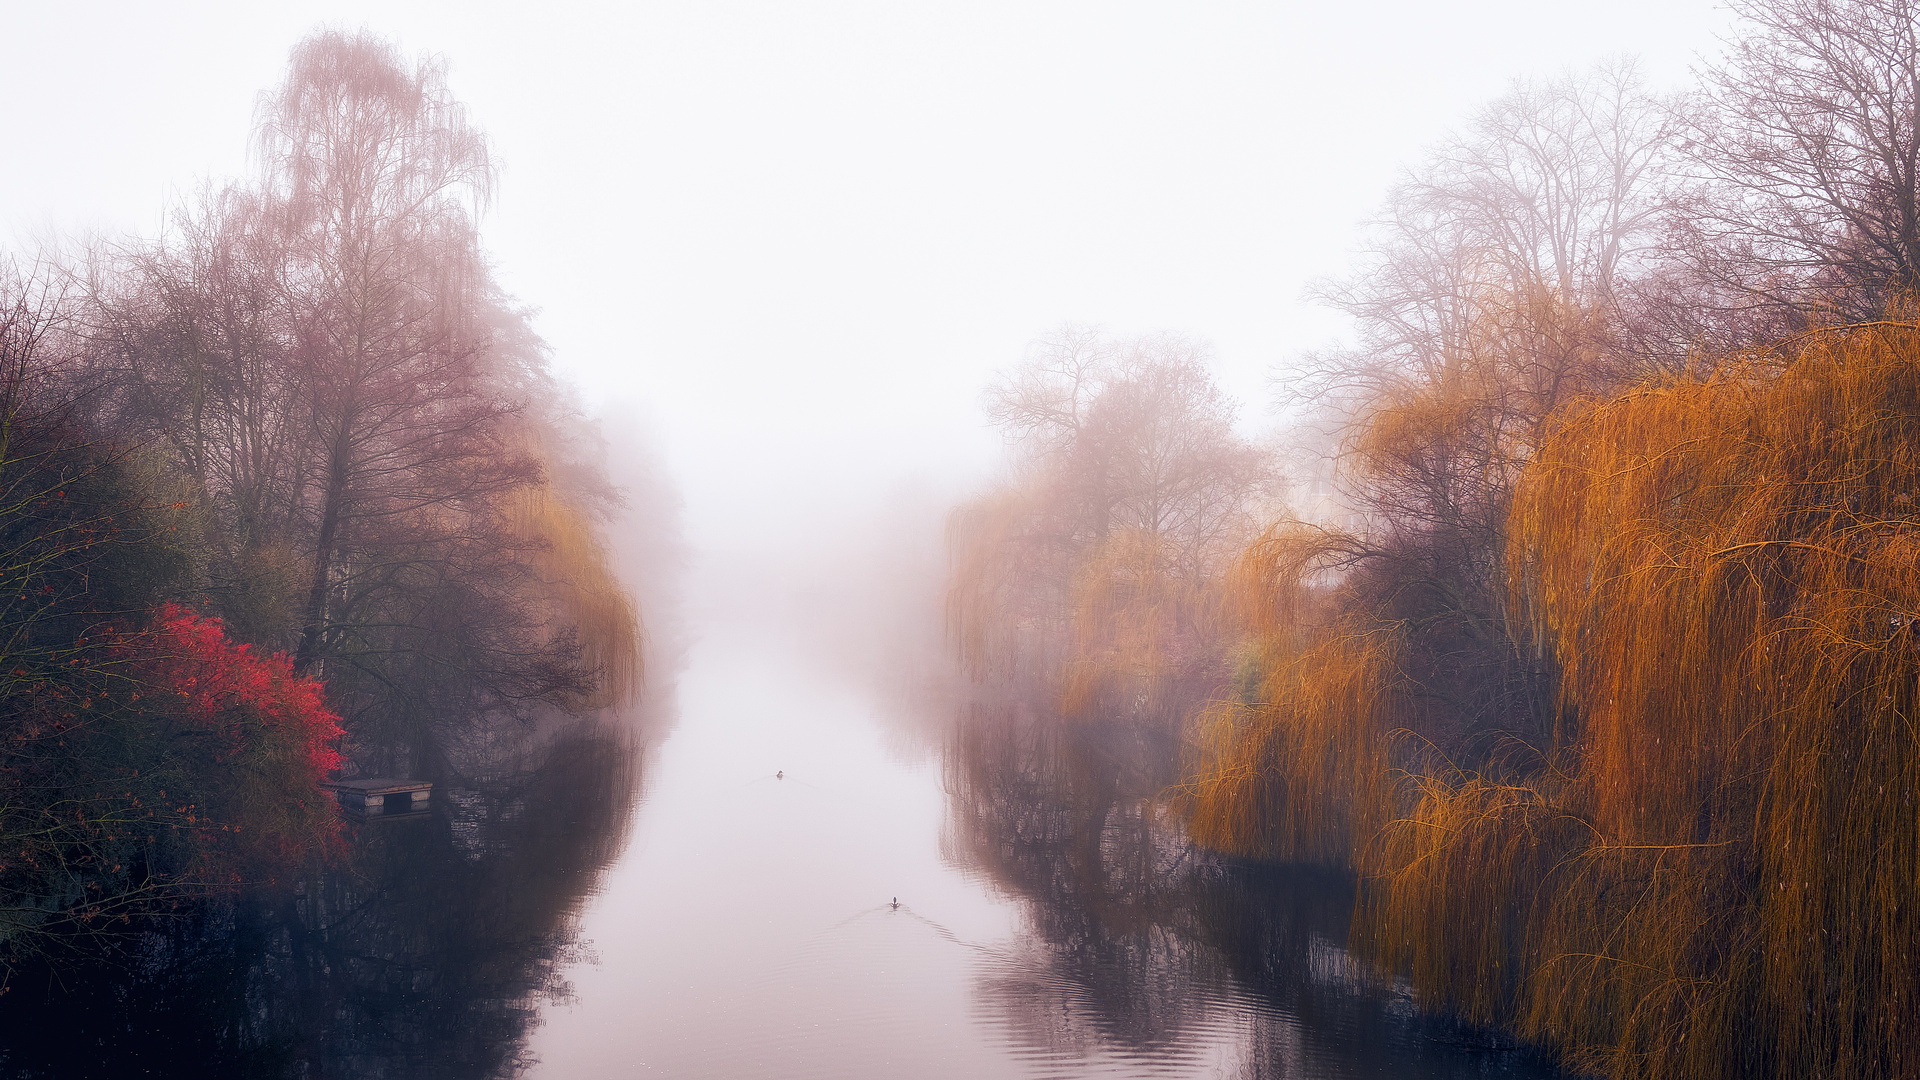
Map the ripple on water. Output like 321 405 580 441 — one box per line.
667 897 1334 1080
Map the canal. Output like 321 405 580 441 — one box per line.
0 564 1563 1080
519 606 1561 1079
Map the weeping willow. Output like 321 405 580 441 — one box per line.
1374 320 1920 1078
506 481 641 710
1183 319 1920 1078
1488 319 1920 1078
1177 526 1400 866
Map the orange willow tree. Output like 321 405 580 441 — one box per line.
1181 290 1600 864
1178 526 1401 867
1291 319 1920 1079
1527 318 1920 1076
1184 59 1672 874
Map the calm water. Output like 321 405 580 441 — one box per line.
0 610 1563 1079
519 617 1559 1080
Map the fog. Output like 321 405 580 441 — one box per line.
5 1 1730 578
25 6 1913 1078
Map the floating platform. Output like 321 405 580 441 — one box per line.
324 778 432 816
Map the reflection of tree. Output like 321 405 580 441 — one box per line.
944 699 1561 1078
0 718 638 1079
946 701 1199 1051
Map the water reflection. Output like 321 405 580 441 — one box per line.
5 621 1583 1078
0 718 641 1079
944 700 1561 1078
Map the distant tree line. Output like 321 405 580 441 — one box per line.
950 0 1920 1076
0 31 639 970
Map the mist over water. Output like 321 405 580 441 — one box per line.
0 512 1563 1078
509 539 1562 1079
14 2 1895 1076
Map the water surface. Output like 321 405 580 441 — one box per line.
0 610 1563 1079
522 618 1560 1080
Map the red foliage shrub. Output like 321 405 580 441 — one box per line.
117 603 345 882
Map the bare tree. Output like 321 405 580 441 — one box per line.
952 331 1273 697
71 187 319 643
1678 0 1920 317
984 331 1271 572
254 32 519 674
983 325 1107 460
1316 59 1675 385
1258 65 1674 756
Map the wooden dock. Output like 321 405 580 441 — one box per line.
324 778 432 817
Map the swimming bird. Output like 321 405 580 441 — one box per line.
776 770 784 780
891 897 900 909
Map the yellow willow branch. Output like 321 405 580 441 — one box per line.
1706 539 1872 562
1589 840 1742 852
1534 952 1693 981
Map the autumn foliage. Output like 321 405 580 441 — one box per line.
0 274 347 958
0 601 343 955
118 604 345 876
1170 319 1920 1079
938 3 1920 1075
0 31 646 969
1177 539 1398 867
1484 319 1920 1077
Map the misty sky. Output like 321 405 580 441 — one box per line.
3 1 1731 556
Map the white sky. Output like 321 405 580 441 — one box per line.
2 0 1735 555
